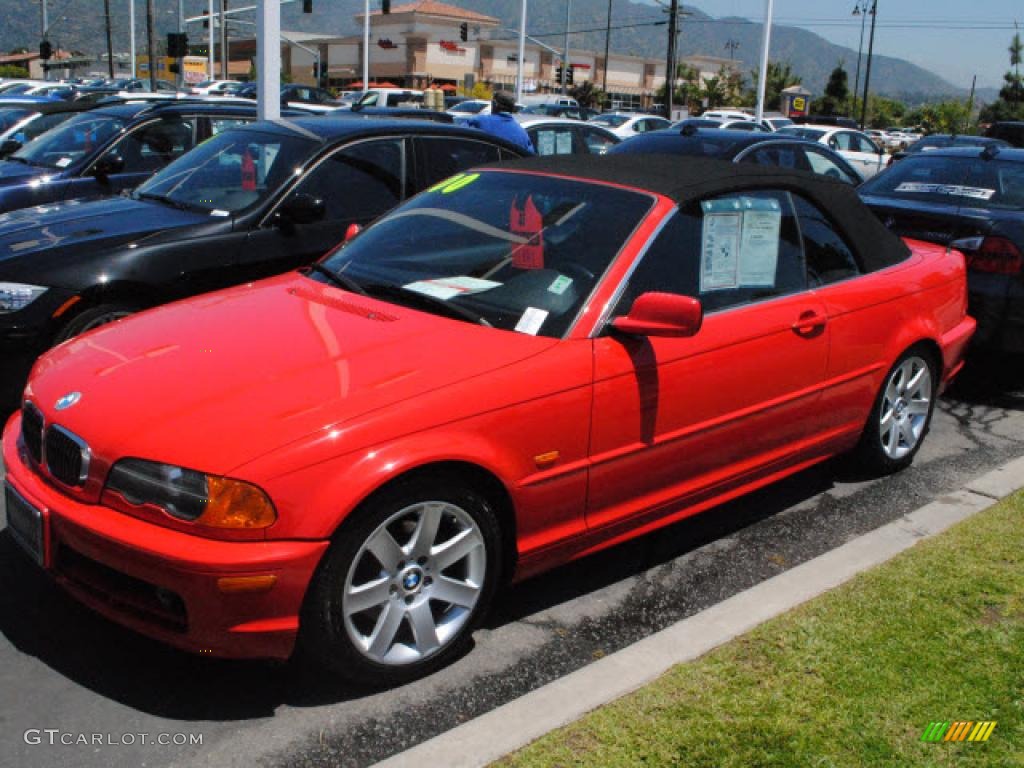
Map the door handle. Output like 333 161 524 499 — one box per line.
792 310 827 336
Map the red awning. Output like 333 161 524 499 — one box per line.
346 80 400 89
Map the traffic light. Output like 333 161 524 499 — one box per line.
39 39 53 60
459 22 468 42
382 0 391 13
555 65 563 83
202 10 209 28
167 32 188 57
169 62 181 74
302 0 312 13
566 66 574 85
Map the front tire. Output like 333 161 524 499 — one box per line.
854 346 937 474
299 476 502 686
55 303 135 344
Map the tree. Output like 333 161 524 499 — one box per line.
0 65 29 78
569 80 601 109
700 74 726 109
813 63 848 115
979 32 1023 122
656 62 700 112
749 61 801 111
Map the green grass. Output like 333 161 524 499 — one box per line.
498 492 1024 768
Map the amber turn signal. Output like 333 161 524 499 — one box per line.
216 575 278 593
196 476 278 529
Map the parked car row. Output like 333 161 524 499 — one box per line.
0 97 1010 690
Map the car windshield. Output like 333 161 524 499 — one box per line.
134 128 318 214
450 101 488 114
592 114 629 128
776 127 826 140
10 112 126 168
610 134 739 157
860 155 1024 210
4 110 74 142
0 107 31 132
316 171 653 338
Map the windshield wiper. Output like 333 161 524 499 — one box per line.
306 263 368 296
136 192 205 213
360 281 491 327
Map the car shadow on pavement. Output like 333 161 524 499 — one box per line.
946 351 1024 409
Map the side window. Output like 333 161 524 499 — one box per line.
210 118 251 136
740 145 806 172
578 126 617 155
857 134 880 153
289 138 404 222
105 118 197 173
615 190 805 318
831 132 852 151
801 147 858 184
793 195 862 286
415 136 501 189
530 127 578 156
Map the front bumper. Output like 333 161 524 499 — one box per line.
3 413 329 660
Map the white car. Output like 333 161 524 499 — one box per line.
189 79 239 96
776 124 886 179
701 109 755 122
515 115 620 155
447 99 491 121
589 112 672 139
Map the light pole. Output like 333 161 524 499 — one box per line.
560 0 571 95
851 1 870 117
665 0 678 119
602 0 612 94
859 0 878 129
130 0 137 76
754 0 774 123
516 0 527 103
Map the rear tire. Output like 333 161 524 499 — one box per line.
853 345 938 474
298 475 502 687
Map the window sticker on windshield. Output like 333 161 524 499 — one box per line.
536 131 556 156
429 173 481 195
548 275 573 295
403 276 500 301
894 182 995 200
510 195 545 269
700 197 781 291
515 306 548 335
555 131 573 155
55 157 72 168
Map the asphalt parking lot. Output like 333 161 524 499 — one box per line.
1 356 1023 768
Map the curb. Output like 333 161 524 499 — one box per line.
372 454 1024 768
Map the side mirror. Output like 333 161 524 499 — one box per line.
0 139 22 158
92 152 124 181
277 193 325 226
344 222 362 242
611 292 702 338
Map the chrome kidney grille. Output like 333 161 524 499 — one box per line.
20 401 90 488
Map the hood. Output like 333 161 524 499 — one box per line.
26 272 557 478
0 195 208 266
0 159 49 187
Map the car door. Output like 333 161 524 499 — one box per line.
241 137 408 281
798 145 861 184
588 190 829 531
830 131 881 179
528 124 580 156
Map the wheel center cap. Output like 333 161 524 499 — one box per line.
401 567 424 593
895 398 907 418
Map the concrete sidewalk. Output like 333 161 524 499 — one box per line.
373 455 1024 768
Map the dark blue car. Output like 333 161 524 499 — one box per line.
0 101 276 214
860 146 1024 354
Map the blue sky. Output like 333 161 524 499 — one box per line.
686 1 1021 89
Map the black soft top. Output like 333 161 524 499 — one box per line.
486 154 910 273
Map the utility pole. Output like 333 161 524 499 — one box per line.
724 39 739 60
130 0 137 76
754 0 774 123
104 0 114 77
146 0 156 90
602 0 612 95
851 1 869 117
561 0 571 95
859 0 878 129
207 0 214 78
965 74 976 134
665 0 678 119
220 0 229 79
40 0 50 80
516 0 527 103
362 0 369 91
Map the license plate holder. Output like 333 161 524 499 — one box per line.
5 482 45 566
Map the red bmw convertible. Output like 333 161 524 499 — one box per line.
3 156 975 684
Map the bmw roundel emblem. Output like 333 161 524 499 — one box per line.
55 391 82 410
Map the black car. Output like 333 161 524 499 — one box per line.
0 118 526 403
0 98 102 157
0 101 289 214
859 146 1024 354
608 127 863 184
889 134 1011 165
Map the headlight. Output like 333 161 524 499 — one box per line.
0 282 47 312
104 458 277 529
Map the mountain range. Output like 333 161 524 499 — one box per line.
1 0 972 103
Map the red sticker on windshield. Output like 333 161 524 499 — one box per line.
509 195 544 270
241 149 256 191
